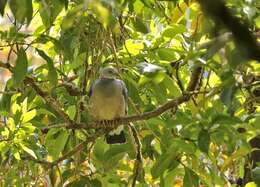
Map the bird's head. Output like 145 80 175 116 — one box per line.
100 66 119 79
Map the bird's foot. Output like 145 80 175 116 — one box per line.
100 120 113 128
100 119 120 129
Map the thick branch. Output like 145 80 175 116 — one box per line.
0 61 13 71
62 66 203 130
198 0 260 61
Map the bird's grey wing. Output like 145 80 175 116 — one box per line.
88 80 98 98
120 80 128 114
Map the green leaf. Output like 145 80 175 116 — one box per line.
123 39 144 55
161 24 186 38
252 167 260 186
38 0 64 28
9 0 27 22
198 129 210 154
13 48 28 86
0 0 7 16
22 109 36 123
220 84 237 108
183 167 199 187
36 49 58 85
157 48 178 61
151 153 178 179
0 93 11 113
255 15 260 29
25 0 33 25
67 105 76 120
20 144 37 159
13 148 21 160
61 5 83 30
66 177 92 187
132 17 149 33
93 138 109 162
151 141 180 179
45 129 69 160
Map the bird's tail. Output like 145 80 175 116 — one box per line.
106 131 126 144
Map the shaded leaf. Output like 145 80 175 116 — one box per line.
220 84 236 107
252 167 260 185
157 48 178 61
0 0 7 16
13 48 28 86
45 129 69 160
36 49 58 85
9 0 27 22
183 167 199 187
151 141 180 178
198 129 210 154
132 17 149 33
25 0 33 25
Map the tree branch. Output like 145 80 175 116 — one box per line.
198 0 260 61
26 131 104 167
0 61 13 71
24 76 73 125
129 124 144 187
48 66 202 130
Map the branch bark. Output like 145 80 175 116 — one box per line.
24 76 73 125
60 65 202 130
198 0 260 61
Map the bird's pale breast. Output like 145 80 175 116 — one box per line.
89 79 126 120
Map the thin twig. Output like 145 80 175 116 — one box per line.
41 66 202 130
128 124 143 187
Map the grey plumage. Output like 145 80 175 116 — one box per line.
89 66 128 144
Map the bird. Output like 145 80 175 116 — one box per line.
88 66 128 144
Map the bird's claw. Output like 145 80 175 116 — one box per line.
100 119 120 129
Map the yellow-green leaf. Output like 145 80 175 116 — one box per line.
22 109 36 123
21 144 37 159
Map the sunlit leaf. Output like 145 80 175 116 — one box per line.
245 182 257 187
157 48 178 61
161 24 186 38
124 39 144 55
20 144 37 159
67 105 76 120
22 109 36 123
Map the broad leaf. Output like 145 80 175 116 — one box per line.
22 109 36 123
183 167 199 187
36 49 58 85
198 129 210 154
13 48 28 86
0 0 7 16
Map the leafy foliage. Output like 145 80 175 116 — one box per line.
0 0 260 186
